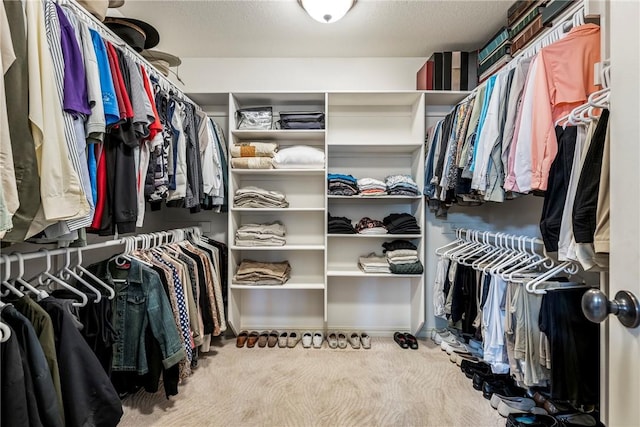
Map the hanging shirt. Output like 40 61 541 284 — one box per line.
90 29 119 126
530 23 601 191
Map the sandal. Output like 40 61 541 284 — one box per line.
236 330 249 348
247 331 260 348
302 331 313 348
312 331 324 348
287 331 300 348
394 332 408 349
267 330 278 348
404 333 419 350
257 331 269 348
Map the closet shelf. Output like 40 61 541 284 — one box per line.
230 244 325 251
327 269 422 278
327 234 421 239
231 129 325 141
327 143 421 155
232 168 325 175
231 207 325 212
230 281 325 290
327 195 422 201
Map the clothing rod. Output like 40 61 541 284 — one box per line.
454 228 544 247
0 227 202 265
56 0 199 108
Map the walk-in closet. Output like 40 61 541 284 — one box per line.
1 0 638 426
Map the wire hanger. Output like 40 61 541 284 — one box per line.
37 249 88 307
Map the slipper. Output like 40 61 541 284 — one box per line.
360 332 371 349
404 333 419 350
257 331 269 348
312 331 324 348
327 331 338 349
287 331 300 348
247 331 260 348
337 332 348 349
236 330 249 348
348 332 361 349
301 331 313 348
394 332 408 349
278 331 288 348
267 330 278 348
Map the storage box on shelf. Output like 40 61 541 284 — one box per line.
227 92 327 333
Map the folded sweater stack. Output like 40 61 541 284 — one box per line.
358 253 391 274
328 173 358 196
355 217 387 235
383 213 421 234
235 221 286 246
328 214 356 234
234 186 289 208
357 177 386 196
386 248 423 275
230 142 278 169
233 259 291 285
385 175 420 196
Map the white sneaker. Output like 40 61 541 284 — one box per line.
301 331 313 348
312 331 324 348
360 332 371 349
445 341 471 355
348 332 361 349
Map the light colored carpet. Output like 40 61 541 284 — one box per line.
119 337 504 427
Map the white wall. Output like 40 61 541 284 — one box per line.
173 57 427 93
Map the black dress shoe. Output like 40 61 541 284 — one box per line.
462 361 491 379
482 379 525 400
472 372 509 390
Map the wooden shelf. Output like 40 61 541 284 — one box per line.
327 234 421 239
231 207 325 212
327 269 422 278
231 129 325 140
231 281 325 290
327 143 421 154
327 195 421 200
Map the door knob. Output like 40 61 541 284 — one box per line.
581 289 640 328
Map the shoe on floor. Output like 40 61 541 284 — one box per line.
404 333 419 350
505 413 558 427
327 331 338 349
491 393 530 410
394 332 409 349
302 331 313 348
287 331 300 348
360 332 371 349
246 331 260 348
312 331 324 348
348 332 361 349
236 330 248 348
267 330 278 348
337 332 348 349
278 331 288 348
497 398 539 417
455 353 481 367
257 331 269 348
444 341 470 355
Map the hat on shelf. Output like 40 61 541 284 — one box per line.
76 0 125 22
141 50 182 77
104 17 160 52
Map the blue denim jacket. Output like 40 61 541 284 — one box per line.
90 258 186 373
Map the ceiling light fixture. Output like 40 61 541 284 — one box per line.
298 0 356 24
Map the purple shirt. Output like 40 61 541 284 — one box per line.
55 4 91 116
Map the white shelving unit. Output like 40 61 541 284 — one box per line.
227 92 327 333
225 91 468 336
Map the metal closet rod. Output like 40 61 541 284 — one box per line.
454 228 544 247
0 226 202 265
55 0 199 108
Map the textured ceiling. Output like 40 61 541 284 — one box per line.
115 0 512 59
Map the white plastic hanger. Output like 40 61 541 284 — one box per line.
37 249 88 307
1 255 24 298
58 249 102 303
73 247 115 300
525 261 580 294
11 252 49 300
0 321 11 343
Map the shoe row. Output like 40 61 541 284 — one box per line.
432 328 602 426
235 330 371 349
393 332 419 349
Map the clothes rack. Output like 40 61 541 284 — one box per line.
56 0 198 108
